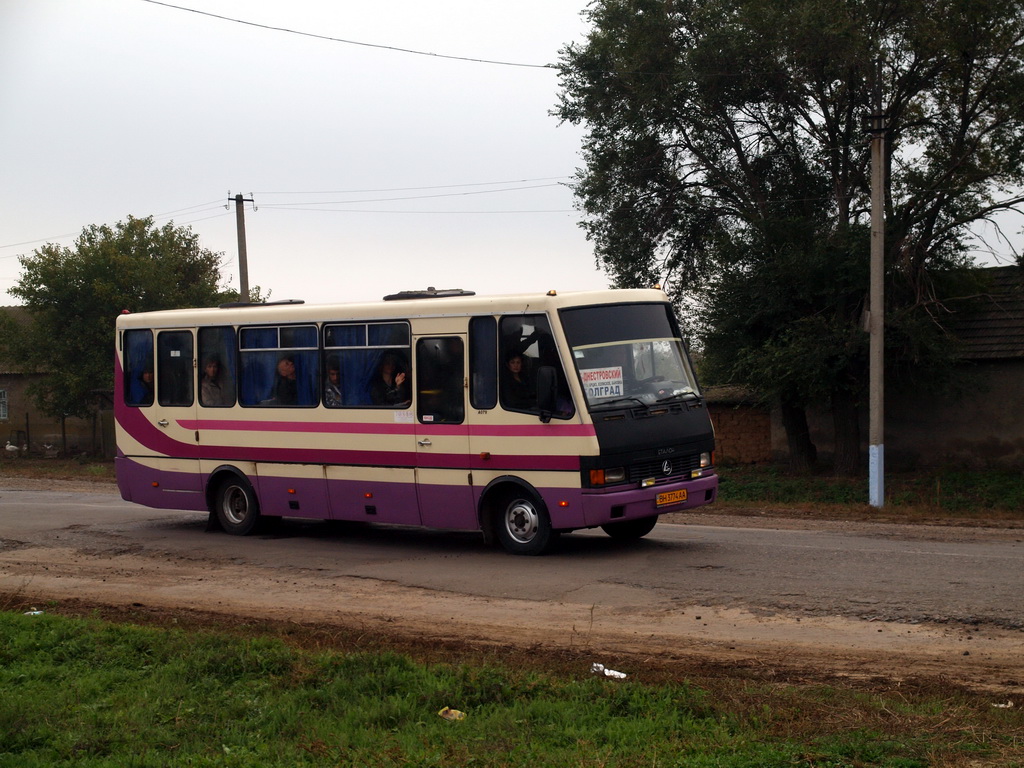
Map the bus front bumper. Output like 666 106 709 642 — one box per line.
578 473 718 528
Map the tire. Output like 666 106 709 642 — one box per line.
601 515 658 541
215 476 261 536
494 490 558 556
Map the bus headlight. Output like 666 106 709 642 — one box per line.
589 467 626 486
700 452 712 468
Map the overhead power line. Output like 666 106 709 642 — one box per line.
259 183 565 209
138 0 557 69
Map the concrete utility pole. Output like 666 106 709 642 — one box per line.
867 62 887 508
229 192 255 302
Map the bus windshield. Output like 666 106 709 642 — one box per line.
560 303 700 410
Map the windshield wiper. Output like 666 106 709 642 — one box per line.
655 391 700 404
590 396 647 410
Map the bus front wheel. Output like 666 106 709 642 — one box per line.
601 515 658 540
495 490 557 556
215 476 261 536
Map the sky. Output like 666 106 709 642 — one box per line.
0 0 609 306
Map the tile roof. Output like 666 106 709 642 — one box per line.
947 266 1024 360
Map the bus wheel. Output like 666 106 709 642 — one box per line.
601 515 658 541
215 476 261 535
495 490 557 556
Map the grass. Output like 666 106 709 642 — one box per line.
1 607 1022 767
715 465 1024 522
0 456 115 482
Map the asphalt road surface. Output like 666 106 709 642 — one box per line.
1 482 1022 691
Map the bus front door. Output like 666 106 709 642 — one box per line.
413 335 475 530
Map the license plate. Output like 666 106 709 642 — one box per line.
656 489 687 507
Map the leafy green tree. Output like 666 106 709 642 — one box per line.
557 0 1024 472
1 216 228 426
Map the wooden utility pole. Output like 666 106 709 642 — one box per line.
867 62 887 507
229 192 255 302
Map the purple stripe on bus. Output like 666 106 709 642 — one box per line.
116 406 581 471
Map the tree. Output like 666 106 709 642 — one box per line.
557 0 1024 473
1 216 228 427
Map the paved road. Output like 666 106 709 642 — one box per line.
1 486 1020 629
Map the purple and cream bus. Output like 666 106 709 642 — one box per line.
115 288 717 554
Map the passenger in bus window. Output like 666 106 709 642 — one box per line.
272 355 298 406
139 365 155 405
200 357 228 406
324 358 343 407
501 352 535 410
370 352 410 407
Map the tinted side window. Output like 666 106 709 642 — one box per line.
157 331 194 407
198 326 237 407
469 316 497 410
123 329 154 407
416 337 465 424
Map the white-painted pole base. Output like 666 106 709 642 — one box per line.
869 444 884 508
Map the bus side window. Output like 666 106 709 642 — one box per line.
198 326 237 407
123 329 154 407
469 316 498 410
239 325 318 407
324 321 411 408
498 315 575 419
157 331 194 407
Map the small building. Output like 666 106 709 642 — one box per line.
0 306 104 456
768 265 1024 470
885 265 1024 469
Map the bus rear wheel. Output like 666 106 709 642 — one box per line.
495 490 557 556
215 476 261 536
601 515 658 541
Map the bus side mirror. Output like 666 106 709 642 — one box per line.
536 366 557 423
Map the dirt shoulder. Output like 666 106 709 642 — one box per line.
3 474 1022 695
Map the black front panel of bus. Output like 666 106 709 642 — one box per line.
582 402 715 478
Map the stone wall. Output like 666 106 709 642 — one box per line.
705 387 772 464
769 359 1024 470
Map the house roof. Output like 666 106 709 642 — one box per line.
948 266 1024 360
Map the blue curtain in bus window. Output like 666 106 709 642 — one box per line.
325 324 365 347
281 325 317 348
241 351 276 406
123 329 154 407
368 323 409 347
240 350 319 406
198 327 237 407
292 351 318 405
